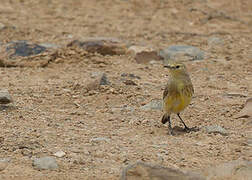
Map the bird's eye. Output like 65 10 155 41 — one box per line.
176 65 180 68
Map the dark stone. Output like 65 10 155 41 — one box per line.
6 41 46 58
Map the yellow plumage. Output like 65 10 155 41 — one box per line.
162 61 194 134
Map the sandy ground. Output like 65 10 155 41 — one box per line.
0 0 251 179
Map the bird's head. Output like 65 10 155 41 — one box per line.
164 61 187 76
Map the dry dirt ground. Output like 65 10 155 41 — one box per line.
0 0 251 179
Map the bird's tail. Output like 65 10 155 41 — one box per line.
161 114 170 124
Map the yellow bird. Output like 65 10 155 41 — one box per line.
162 61 194 135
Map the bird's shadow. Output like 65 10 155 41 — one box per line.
169 126 200 136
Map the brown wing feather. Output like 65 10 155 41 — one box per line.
163 85 169 100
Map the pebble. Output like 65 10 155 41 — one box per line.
141 99 163 111
0 89 13 104
204 125 228 136
33 156 58 170
85 72 110 91
160 45 205 62
207 37 224 46
90 137 110 143
53 151 66 158
90 72 110 85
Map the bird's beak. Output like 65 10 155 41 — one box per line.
164 65 172 69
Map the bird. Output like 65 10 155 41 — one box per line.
162 61 194 135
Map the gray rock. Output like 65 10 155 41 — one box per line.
90 137 110 143
141 99 163 111
0 89 13 104
33 156 58 170
121 161 205 180
90 72 110 85
85 72 110 91
121 73 141 79
204 125 228 135
207 37 224 46
203 160 252 180
0 158 10 171
99 73 110 85
160 45 205 62
5 41 47 58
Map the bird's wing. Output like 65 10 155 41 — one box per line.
163 84 169 100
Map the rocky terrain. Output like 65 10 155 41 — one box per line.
0 0 251 179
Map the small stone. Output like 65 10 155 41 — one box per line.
141 99 163 111
85 72 110 91
204 125 228 135
121 73 141 79
0 89 13 104
67 37 127 55
90 137 110 143
160 45 205 62
53 151 66 158
224 92 248 98
0 158 10 171
128 45 161 64
33 156 58 170
207 37 224 46
99 73 110 85
247 139 252 146
121 162 205 180
123 79 137 86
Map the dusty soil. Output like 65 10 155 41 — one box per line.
0 0 251 179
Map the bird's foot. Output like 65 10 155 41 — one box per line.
183 126 199 133
168 128 174 136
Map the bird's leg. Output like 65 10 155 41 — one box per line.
167 116 173 135
177 113 190 131
162 115 173 135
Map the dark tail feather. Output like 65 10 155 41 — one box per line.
161 114 170 124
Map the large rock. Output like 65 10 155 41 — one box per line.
160 45 205 63
3 41 47 58
121 162 205 180
33 156 58 170
203 160 252 180
0 158 10 171
234 98 252 118
128 45 161 64
67 37 127 55
0 89 13 104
